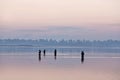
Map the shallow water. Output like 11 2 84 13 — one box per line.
0 46 120 80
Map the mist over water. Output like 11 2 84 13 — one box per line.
0 45 120 53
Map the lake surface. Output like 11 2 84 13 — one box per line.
0 46 120 80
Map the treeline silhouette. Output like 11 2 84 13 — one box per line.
0 39 120 47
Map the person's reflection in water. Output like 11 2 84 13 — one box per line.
54 56 57 60
81 51 85 63
54 49 57 60
39 50 41 61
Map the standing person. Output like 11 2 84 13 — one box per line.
81 51 85 63
39 50 41 54
54 49 57 60
38 50 41 61
43 49 46 56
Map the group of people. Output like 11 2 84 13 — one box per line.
38 49 85 63
39 49 46 56
38 49 57 61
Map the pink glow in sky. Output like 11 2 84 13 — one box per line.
0 0 120 40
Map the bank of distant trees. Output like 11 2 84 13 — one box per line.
0 39 120 47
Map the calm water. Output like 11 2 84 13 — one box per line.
0 45 120 67
0 45 120 53
0 46 120 80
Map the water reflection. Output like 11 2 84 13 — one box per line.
38 53 85 64
38 53 41 61
54 56 57 60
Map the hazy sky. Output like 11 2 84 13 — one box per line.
0 0 120 40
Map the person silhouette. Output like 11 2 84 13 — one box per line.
81 51 85 63
38 50 41 61
54 49 57 60
39 50 41 54
43 49 46 56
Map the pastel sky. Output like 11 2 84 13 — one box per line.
0 0 120 40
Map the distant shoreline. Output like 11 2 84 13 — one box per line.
0 39 120 48
0 45 120 49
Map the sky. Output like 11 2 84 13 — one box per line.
0 0 120 40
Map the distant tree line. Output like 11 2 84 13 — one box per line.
0 39 120 47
